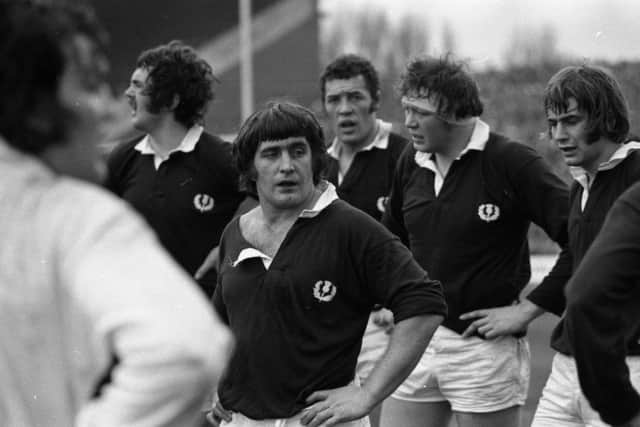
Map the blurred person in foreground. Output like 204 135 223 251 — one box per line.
105 40 245 297
381 55 569 427
461 65 640 426
320 53 409 427
564 180 640 427
0 1 232 426
206 102 446 426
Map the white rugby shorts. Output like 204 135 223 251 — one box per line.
391 326 530 413
532 353 640 427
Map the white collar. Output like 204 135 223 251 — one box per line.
232 248 272 268
570 141 640 186
415 118 489 168
299 181 339 218
327 119 392 160
134 125 204 168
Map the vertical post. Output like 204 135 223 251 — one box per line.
239 0 253 121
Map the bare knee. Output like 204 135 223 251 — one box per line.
380 398 452 427
455 405 521 427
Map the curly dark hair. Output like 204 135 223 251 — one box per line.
544 65 629 144
136 40 217 128
398 55 483 120
320 54 380 108
234 101 328 195
0 0 107 154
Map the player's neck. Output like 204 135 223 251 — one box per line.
337 121 379 178
433 124 475 176
147 119 189 157
340 120 379 156
260 186 323 226
583 139 622 178
437 122 475 157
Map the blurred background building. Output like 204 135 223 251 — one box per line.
89 0 320 138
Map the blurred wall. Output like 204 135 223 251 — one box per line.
89 0 320 136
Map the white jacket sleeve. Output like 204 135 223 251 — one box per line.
56 187 232 427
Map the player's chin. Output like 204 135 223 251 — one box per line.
272 194 304 209
412 141 432 153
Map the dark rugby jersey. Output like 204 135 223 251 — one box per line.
105 130 244 296
527 146 640 355
213 196 446 419
326 130 408 221
384 130 568 334
565 180 640 425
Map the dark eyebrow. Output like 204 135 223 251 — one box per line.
556 112 582 120
548 107 582 119
288 141 308 148
559 106 580 115
327 89 365 97
258 145 280 152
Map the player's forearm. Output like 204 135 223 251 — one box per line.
361 314 442 406
517 299 545 323
527 246 573 316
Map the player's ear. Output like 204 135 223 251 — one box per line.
169 94 180 111
248 165 258 182
371 90 380 113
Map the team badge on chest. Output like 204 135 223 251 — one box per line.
193 194 215 212
313 280 337 302
478 203 500 222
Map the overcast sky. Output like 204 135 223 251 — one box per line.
320 0 640 68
